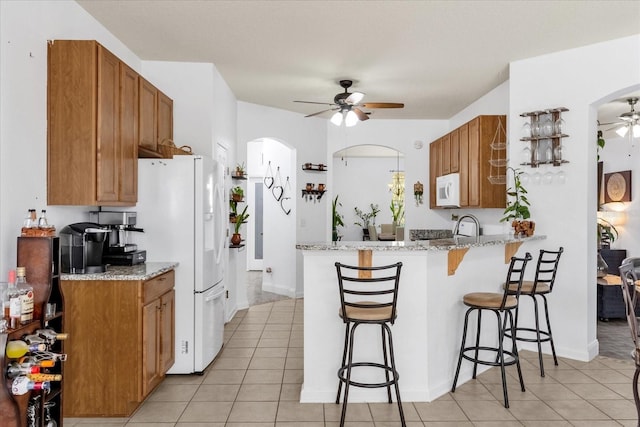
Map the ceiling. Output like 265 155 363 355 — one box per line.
76 0 639 122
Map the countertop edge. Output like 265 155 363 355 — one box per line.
296 234 546 251
61 261 179 281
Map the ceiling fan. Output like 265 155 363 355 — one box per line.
294 80 404 127
600 97 640 138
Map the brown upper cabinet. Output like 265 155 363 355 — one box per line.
429 115 506 209
139 78 174 153
48 40 173 206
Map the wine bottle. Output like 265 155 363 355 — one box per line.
35 328 69 343
28 373 62 382
16 267 34 324
10 376 50 395
5 340 46 359
18 356 56 368
6 362 40 378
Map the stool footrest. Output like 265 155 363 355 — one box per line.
338 362 399 389
461 346 519 367
506 327 552 343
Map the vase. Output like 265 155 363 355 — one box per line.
231 233 242 246
597 250 608 278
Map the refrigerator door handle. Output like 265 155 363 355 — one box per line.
214 182 225 264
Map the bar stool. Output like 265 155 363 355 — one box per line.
618 258 640 426
505 247 563 377
451 253 532 408
335 261 404 427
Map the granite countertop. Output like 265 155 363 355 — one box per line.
296 234 546 251
61 262 179 281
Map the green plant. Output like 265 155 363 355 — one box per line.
390 201 404 225
235 162 245 175
597 130 606 161
234 205 249 234
597 217 618 248
501 167 531 223
332 195 344 241
354 203 380 228
231 186 244 197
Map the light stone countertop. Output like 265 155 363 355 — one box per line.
296 234 546 251
61 262 179 281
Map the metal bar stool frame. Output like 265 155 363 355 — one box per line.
451 253 532 408
504 247 564 377
335 261 405 427
619 258 640 427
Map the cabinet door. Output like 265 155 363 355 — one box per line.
429 140 439 208
157 91 173 146
468 118 481 207
450 129 460 173
459 124 469 207
442 134 451 175
96 46 120 203
119 63 139 203
142 298 161 398
160 290 175 373
139 77 158 152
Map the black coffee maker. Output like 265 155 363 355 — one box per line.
60 222 110 274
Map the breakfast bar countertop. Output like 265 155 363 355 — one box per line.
61 262 179 281
296 233 545 251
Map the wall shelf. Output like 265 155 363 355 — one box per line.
519 107 569 168
301 189 326 201
302 163 327 172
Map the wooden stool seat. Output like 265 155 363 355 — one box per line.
339 302 395 322
463 292 518 309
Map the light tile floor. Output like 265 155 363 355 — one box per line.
64 297 640 426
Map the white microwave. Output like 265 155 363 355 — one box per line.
436 173 460 207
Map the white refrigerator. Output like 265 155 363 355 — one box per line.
135 155 226 374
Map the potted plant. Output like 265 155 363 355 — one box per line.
501 167 534 236
390 201 404 230
235 162 245 177
231 205 249 245
332 195 344 242
354 203 380 239
231 186 244 202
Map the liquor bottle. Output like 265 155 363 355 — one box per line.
28 373 62 382
16 266 34 324
38 209 49 228
6 362 40 378
10 376 51 395
5 340 46 359
7 269 21 329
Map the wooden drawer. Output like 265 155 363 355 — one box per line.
143 270 175 304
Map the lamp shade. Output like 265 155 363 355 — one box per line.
616 125 629 138
330 111 343 126
633 124 640 138
345 110 358 127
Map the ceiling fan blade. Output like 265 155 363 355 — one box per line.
305 108 337 118
361 102 404 109
294 100 336 106
599 121 624 126
345 91 365 105
353 108 369 121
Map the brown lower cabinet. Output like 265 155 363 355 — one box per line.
60 270 175 417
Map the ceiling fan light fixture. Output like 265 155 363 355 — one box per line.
633 124 640 138
616 125 628 138
330 111 343 126
345 110 358 127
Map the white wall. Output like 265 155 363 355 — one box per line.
0 0 142 277
599 134 640 257
509 35 640 360
237 102 327 298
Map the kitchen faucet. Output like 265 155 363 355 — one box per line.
453 214 480 238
